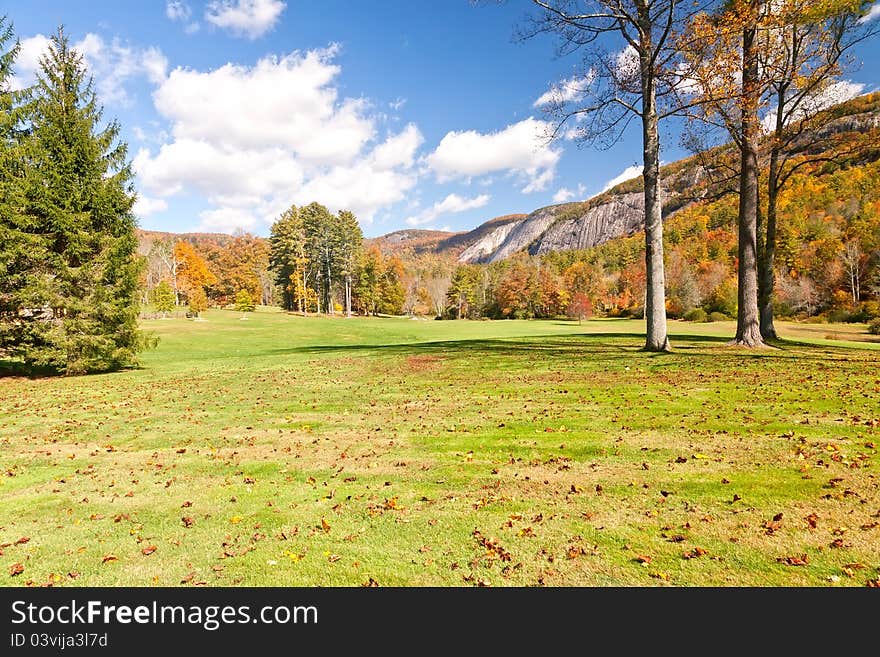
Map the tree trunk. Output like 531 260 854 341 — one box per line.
638 16 670 352
759 151 779 340
732 17 765 348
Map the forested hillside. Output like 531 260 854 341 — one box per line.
136 93 880 326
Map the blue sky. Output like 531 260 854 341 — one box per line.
6 1 880 238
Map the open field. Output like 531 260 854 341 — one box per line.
2 310 879 587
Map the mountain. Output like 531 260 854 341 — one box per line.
416 92 880 265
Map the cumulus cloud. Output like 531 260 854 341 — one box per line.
405 193 490 227
602 165 642 192
861 3 880 22
10 33 167 104
425 118 561 193
205 0 286 39
133 195 168 218
761 80 866 132
533 72 593 108
135 46 425 232
552 183 586 204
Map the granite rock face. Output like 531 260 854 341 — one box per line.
529 193 646 256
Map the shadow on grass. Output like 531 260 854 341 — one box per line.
0 358 145 379
260 331 869 364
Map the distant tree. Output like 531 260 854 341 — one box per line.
424 268 453 318
188 287 208 319
301 202 337 314
270 205 307 313
148 239 180 305
336 210 363 317
1 26 149 374
567 292 593 323
354 246 382 316
378 255 406 315
234 288 256 315
175 240 216 303
447 264 483 319
150 280 176 317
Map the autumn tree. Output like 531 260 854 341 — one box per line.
234 288 256 314
522 0 714 350
755 0 877 338
209 232 269 306
175 240 216 305
188 287 208 319
682 0 876 343
150 280 175 317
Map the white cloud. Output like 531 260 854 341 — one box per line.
198 207 259 233
552 183 586 203
425 117 561 193
153 46 371 163
369 123 423 169
615 46 639 85
602 165 642 192
861 3 880 22
205 0 286 39
11 33 167 105
166 1 192 22
405 193 490 227
761 80 866 132
533 72 593 108
133 195 168 218
135 46 425 233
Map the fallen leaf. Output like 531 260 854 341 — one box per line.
182 516 194 528
635 554 652 565
141 545 157 556
102 554 118 564
321 518 331 533
683 547 708 559
9 562 24 576
805 513 819 529
777 554 809 566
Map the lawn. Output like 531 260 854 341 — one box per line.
1 310 879 587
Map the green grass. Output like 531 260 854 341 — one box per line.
2 309 879 587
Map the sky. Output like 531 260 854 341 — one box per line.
5 1 880 238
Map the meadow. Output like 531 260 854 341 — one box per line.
2 309 879 587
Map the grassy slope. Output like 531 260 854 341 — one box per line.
1 310 878 587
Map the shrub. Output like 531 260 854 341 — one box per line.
683 308 707 322
869 318 880 335
708 312 728 322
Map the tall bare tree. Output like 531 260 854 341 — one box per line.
522 0 713 351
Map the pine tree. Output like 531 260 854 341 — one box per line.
5 27 149 374
0 17 55 366
269 205 306 312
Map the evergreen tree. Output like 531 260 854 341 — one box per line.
269 205 306 312
0 17 54 365
3 27 149 374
